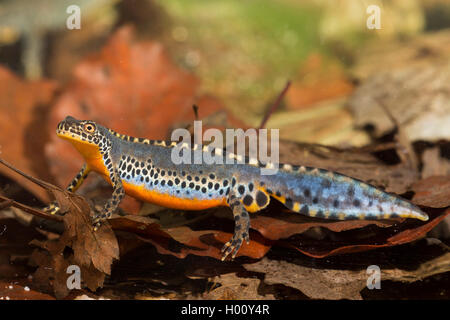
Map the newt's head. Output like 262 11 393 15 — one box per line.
57 116 107 158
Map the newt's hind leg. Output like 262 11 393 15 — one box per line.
221 193 250 261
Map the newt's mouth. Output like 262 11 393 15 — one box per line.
56 128 79 140
56 124 97 147
56 129 95 146
56 123 80 138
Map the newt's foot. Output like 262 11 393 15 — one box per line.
92 221 102 231
92 213 104 231
43 201 60 215
92 208 113 231
221 229 250 261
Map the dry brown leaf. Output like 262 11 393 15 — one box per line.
250 209 397 241
110 214 272 260
348 61 450 142
203 273 275 300
244 258 366 300
31 192 119 297
285 208 449 258
30 197 119 298
244 253 450 300
0 158 119 297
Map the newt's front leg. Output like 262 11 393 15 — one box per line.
92 157 125 230
43 164 91 215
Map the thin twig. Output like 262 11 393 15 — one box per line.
0 158 63 192
192 104 199 120
0 158 67 222
258 80 291 129
0 194 62 222
0 199 13 210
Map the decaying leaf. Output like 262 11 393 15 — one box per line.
110 213 272 260
284 208 450 258
0 158 119 298
29 191 120 297
244 252 450 300
348 61 450 142
203 273 275 300
249 209 397 241
246 258 366 300
30 195 119 297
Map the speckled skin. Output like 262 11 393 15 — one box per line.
46 116 429 260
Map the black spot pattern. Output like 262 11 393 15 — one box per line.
304 189 311 198
256 191 269 208
316 210 325 218
243 195 253 206
299 205 309 216
116 154 231 200
284 197 293 210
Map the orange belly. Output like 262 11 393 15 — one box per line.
87 158 227 210
122 181 227 210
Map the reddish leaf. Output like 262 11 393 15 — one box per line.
0 282 55 300
285 53 354 110
286 208 450 258
0 67 57 201
251 208 398 241
109 215 272 260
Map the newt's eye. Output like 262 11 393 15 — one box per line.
84 123 96 133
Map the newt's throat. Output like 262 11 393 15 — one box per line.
58 133 101 159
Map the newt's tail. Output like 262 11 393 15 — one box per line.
261 165 428 221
